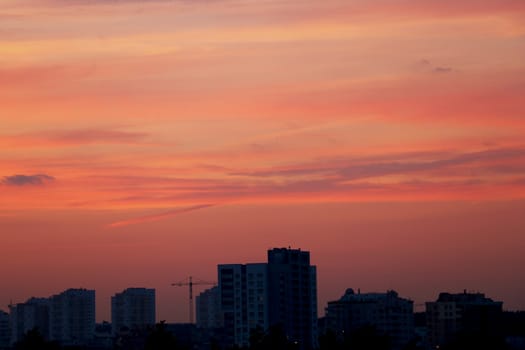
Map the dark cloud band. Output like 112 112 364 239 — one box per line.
2 174 55 186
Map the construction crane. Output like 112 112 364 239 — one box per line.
171 276 216 324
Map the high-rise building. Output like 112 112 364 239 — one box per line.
324 289 414 350
218 263 268 347
196 286 222 329
216 248 317 350
267 248 318 350
9 297 50 344
111 288 156 335
49 288 96 346
426 291 503 348
0 310 10 348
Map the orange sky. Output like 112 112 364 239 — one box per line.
1 0 525 322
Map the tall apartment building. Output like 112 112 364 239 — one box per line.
426 291 503 348
215 248 318 350
111 288 156 334
267 248 318 350
218 263 268 347
196 286 222 329
0 310 10 348
49 288 96 346
324 289 414 350
9 297 50 344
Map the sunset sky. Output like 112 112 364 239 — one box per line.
1 0 525 322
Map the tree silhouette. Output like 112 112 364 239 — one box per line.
247 324 301 350
442 331 510 350
249 326 266 350
144 321 178 350
14 328 60 350
319 329 341 350
262 324 289 350
345 325 390 350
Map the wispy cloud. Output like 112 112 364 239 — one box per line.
416 59 455 74
433 66 453 73
47 129 148 145
232 147 525 181
2 174 55 186
108 203 215 228
1 128 149 148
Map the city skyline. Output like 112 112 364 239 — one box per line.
3 275 514 349
0 246 522 323
1 0 525 324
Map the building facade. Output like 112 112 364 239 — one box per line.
324 289 414 350
196 286 222 329
0 310 10 349
9 297 50 345
49 288 96 346
267 248 318 350
218 263 268 347
216 248 318 350
111 288 156 335
426 291 503 348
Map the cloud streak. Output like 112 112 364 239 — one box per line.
433 67 453 73
2 174 55 186
108 203 215 228
231 148 525 179
0 128 149 148
47 129 148 145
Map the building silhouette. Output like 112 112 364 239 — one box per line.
324 289 414 350
267 248 318 350
0 310 10 349
111 288 156 335
218 263 268 347
196 286 222 329
214 248 318 350
8 297 50 344
49 288 96 346
426 290 503 348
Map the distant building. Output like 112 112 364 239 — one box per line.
324 289 414 350
216 248 318 350
426 290 503 348
267 248 318 350
93 322 113 349
9 297 50 344
111 288 156 334
0 310 10 348
218 263 268 347
196 286 222 329
49 288 96 346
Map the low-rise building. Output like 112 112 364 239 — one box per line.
325 289 414 350
426 290 503 348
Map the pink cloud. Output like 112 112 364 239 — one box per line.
0 128 149 148
108 204 215 228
